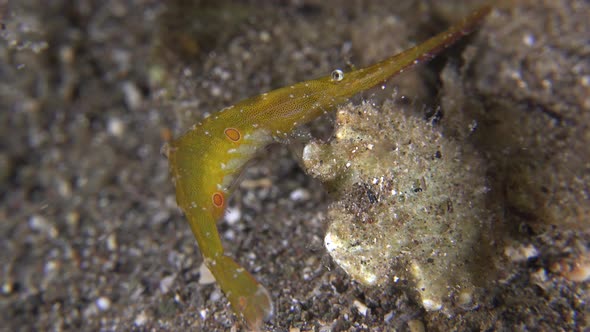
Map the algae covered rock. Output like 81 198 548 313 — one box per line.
303 101 494 311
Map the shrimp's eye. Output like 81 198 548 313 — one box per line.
331 69 344 82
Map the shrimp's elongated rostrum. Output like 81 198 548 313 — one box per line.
165 6 490 329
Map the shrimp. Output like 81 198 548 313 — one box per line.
165 6 490 329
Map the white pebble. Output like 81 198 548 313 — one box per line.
122 81 142 110
199 309 208 320
289 188 310 201
259 30 271 42
224 229 236 241
209 289 222 302
522 33 535 46
106 234 117 251
134 311 148 326
107 117 125 137
1 282 13 295
384 311 394 323
96 297 111 311
29 214 58 238
44 261 58 274
224 207 241 225
159 275 176 294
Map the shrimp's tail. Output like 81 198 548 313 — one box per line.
207 255 274 330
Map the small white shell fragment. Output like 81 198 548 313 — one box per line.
504 244 539 262
198 263 216 285
159 275 176 294
353 299 369 316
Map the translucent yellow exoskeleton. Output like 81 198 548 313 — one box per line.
165 6 490 329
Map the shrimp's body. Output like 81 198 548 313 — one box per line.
166 7 490 329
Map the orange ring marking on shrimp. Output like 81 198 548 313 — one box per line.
224 128 241 142
212 192 224 207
